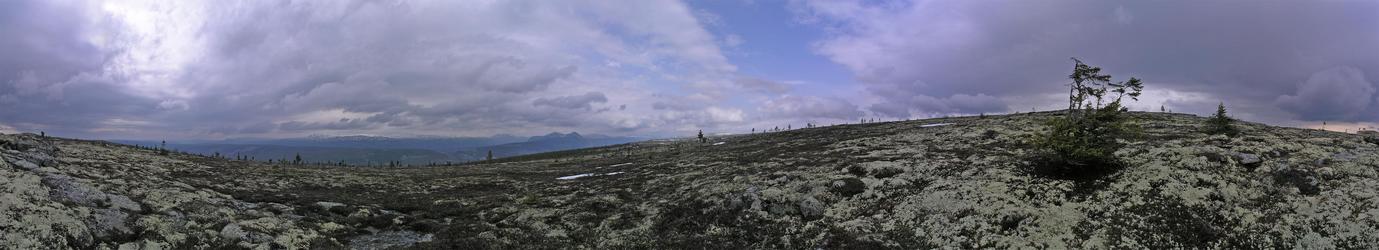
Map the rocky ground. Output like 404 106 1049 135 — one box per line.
3 111 1378 249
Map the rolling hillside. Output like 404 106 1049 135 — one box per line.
3 112 1378 249
115 133 642 166
451 132 643 161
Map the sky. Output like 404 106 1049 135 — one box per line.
2 0 1377 140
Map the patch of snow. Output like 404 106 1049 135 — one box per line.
556 174 594 180
609 163 633 167
556 172 626 180
920 123 954 128
713 142 726 145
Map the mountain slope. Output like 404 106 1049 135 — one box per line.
114 135 529 166
115 134 640 166
220 135 525 152
451 132 642 161
161 143 455 166
3 112 1379 249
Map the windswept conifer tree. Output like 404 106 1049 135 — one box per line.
1029 58 1144 180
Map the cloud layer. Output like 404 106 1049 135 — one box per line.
1 0 865 139
796 0 1379 123
4 0 1376 139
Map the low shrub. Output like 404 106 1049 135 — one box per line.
1204 102 1240 136
1026 58 1143 180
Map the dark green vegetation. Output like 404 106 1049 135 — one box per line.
1028 58 1144 180
1205 102 1241 137
5 112 1379 249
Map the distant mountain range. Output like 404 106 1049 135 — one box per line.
113 132 644 166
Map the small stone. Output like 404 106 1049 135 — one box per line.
743 186 763 211
798 197 825 220
313 201 349 214
1233 153 1261 167
264 203 295 215
829 178 866 197
117 242 140 250
220 223 247 241
41 174 111 207
10 159 39 171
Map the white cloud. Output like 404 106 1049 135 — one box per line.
724 34 744 47
0 0 773 138
532 92 609 110
0 123 18 134
157 100 189 111
1114 6 1134 24
794 0 1379 123
735 77 790 94
706 107 745 123
759 95 864 120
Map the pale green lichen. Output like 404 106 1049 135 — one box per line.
5 113 1379 248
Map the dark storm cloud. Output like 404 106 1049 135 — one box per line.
0 75 159 132
0 1 101 81
1276 67 1377 121
798 0 1379 122
0 1 161 136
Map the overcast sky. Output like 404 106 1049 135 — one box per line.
2 0 1377 140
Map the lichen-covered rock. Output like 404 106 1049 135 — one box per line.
1 168 95 248
798 196 825 220
89 208 135 241
1234 152 1262 166
0 134 341 249
107 194 142 212
8 158 39 171
349 230 435 249
41 173 112 207
5 112 1379 249
313 201 352 214
0 134 56 153
218 223 247 242
830 178 866 197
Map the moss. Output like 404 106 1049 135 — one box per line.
1273 167 1322 196
1102 189 1230 248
